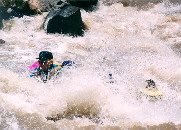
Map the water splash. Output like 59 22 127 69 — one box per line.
0 0 181 129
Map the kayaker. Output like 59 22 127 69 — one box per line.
28 51 74 83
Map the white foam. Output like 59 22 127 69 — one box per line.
0 1 181 128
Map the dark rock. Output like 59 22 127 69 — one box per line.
44 5 86 37
0 17 3 29
0 39 5 44
18 0 97 12
28 0 60 12
121 1 129 7
15 1 41 16
0 6 22 29
66 0 98 11
0 1 40 16
0 1 41 29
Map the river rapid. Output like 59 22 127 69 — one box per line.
0 0 181 129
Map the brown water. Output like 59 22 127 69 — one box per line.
0 0 181 129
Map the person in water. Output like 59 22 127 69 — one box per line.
28 51 74 83
145 79 158 90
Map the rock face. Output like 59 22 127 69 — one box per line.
0 0 40 15
0 0 98 12
27 0 98 12
29 0 60 12
0 1 40 29
44 5 86 37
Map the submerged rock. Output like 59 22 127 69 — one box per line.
44 5 86 37
0 39 5 44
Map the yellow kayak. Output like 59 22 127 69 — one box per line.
139 88 163 101
137 79 163 101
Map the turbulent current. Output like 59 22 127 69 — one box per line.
0 0 181 129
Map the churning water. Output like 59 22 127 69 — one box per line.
0 0 181 129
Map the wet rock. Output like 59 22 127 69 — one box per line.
0 6 22 29
0 17 2 29
26 0 98 12
28 0 59 12
15 1 41 16
120 1 129 7
66 0 98 11
0 1 41 29
44 5 86 37
0 39 5 44
0 1 40 15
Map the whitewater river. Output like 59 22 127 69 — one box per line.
0 0 181 129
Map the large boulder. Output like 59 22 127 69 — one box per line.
44 4 86 37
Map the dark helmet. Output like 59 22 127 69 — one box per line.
36 51 53 61
146 79 155 86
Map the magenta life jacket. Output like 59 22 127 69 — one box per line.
27 61 40 71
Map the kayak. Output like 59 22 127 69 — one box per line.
138 88 163 101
